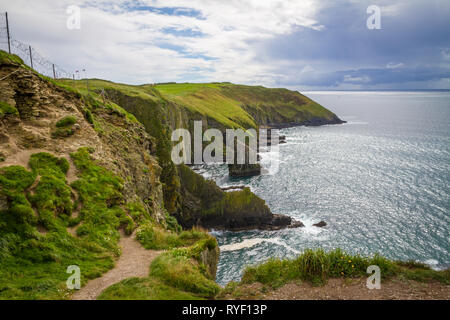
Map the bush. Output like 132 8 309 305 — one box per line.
51 127 74 139
150 253 220 298
136 223 210 250
0 101 18 118
55 116 77 127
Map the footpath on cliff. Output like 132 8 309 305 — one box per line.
71 231 162 300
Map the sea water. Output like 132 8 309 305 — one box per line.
196 91 450 286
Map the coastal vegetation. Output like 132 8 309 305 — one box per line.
219 249 449 299
1 50 445 300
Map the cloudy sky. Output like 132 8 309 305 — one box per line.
1 0 450 90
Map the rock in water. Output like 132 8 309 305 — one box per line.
313 221 327 227
289 219 305 228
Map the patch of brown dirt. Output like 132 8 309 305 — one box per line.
71 231 161 300
0 148 48 169
226 278 450 300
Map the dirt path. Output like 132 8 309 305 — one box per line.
71 232 161 300
226 278 450 300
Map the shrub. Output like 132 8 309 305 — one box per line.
55 116 77 127
51 127 74 139
136 223 210 250
150 253 220 298
0 101 18 118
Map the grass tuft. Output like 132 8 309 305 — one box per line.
240 248 449 288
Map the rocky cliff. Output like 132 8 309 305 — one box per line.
49 77 343 231
0 50 345 299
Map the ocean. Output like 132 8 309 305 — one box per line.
195 91 450 286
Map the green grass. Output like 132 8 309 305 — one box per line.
51 116 78 139
239 248 450 289
0 151 121 299
155 83 256 129
69 147 133 246
0 101 18 118
136 222 210 250
0 148 163 299
0 148 221 300
149 253 219 298
0 51 25 66
55 116 77 128
98 277 201 300
98 235 220 300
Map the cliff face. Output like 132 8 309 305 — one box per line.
1 49 345 237
51 78 344 231
0 53 164 222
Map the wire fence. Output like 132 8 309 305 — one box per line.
0 12 75 79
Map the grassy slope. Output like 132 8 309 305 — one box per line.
99 236 220 300
58 79 340 130
220 248 449 299
0 51 219 300
0 150 123 299
0 147 217 300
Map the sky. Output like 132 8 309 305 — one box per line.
1 0 449 90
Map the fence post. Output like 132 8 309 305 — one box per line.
5 12 11 54
52 64 56 79
29 45 33 69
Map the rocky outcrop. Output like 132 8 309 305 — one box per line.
228 163 261 177
261 214 304 231
176 164 296 231
0 55 165 222
199 244 220 279
313 221 327 227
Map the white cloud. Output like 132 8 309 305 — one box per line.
441 49 450 61
2 0 448 90
343 74 370 83
386 62 404 69
0 0 325 85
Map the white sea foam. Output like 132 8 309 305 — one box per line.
220 237 300 254
344 121 369 125
424 259 441 270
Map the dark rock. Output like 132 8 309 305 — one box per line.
269 213 291 227
228 163 261 177
221 185 246 191
289 219 305 228
313 221 327 227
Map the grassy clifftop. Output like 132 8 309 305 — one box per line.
58 79 343 131
154 82 343 128
220 248 450 300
